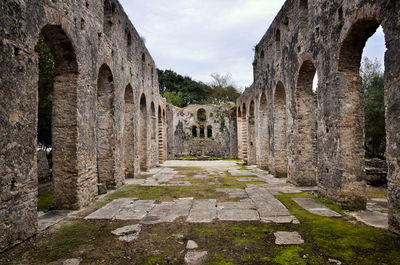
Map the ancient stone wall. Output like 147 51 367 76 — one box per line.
237 0 400 234
0 0 166 251
167 104 237 159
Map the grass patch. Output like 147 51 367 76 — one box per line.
275 192 400 264
181 156 197 160
245 181 265 185
96 185 235 207
37 186 53 211
168 166 204 177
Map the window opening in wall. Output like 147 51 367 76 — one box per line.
197 108 206 122
207 125 213 138
200 125 205 138
275 29 281 57
192 126 198 137
151 102 156 140
103 0 113 35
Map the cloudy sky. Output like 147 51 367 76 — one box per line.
119 0 386 90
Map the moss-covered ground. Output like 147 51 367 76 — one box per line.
3 162 399 265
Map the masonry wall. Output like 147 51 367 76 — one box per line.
0 0 166 251
237 0 400 233
167 104 238 159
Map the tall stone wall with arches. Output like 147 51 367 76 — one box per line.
237 0 400 234
0 0 167 251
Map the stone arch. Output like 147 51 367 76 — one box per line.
158 105 165 164
197 108 207 122
39 25 80 209
241 103 248 161
293 60 317 185
151 102 156 140
274 81 287 177
334 19 382 210
96 64 115 190
258 93 269 169
123 84 134 178
248 100 256 165
139 94 148 171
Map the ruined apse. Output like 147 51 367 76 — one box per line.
237 0 400 234
167 104 238 159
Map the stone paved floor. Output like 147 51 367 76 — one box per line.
86 161 304 224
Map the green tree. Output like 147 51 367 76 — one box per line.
35 34 55 149
362 57 385 158
209 73 241 105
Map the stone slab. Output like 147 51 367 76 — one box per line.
215 188 248 199
217 208 259 221
111 224 142 242
187 199 217 223
228 169 257 177
246 186 291 217
186 240 199 249
236 178 266 182
84 198 138 220
184 251 208 265
115 200 155 220
274 231 304 245
348 210 388 229
142 198 193 224
293 198 341 217
261 215 300 224
38 211 71 232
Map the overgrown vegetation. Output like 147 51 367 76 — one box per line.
158 70 240 108
362 57 385 159
35 34 55 150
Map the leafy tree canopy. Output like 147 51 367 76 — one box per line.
362 57 385 158
158 69 241 108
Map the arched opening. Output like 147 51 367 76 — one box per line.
192 125 198 137
249 100 256 165
237 106 243 159
207 125 213 138
197 108 207 122
123 84 134 179
139 94 148 171
141 53 146 86
274 81 287 177
336 18 387 210
103 0 113 35
97 64 115 190
275 29 281 58
294 60 317 185
36 25 79 210
258 93 268 169
242 103 248 161
151 102 156 140
200 125 205 138
158 106 164 164
299 0 308 27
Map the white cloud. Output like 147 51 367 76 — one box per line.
120 1 386 89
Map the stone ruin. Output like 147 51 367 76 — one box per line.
236 0 400 234
0 0 399 253
166 104 238 160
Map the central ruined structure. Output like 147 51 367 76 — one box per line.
0 0 399 253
